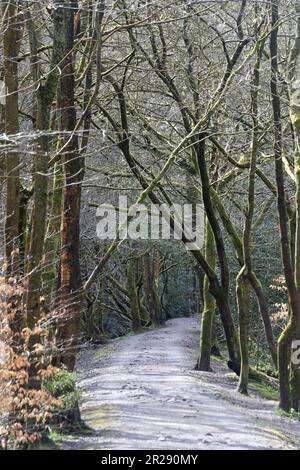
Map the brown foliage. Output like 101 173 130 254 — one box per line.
0 278 63 449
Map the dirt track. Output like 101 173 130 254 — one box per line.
62 317 300 450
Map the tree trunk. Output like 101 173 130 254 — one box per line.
42 162 63 308
212 187 277 366
24 0 65 328
236 268 250 394
127 258 142 331
288 0 300 411
236 38 262 395
196 218 216 371
196 134 239 362
2 0 20 277
143 251 161 327
270 0 300 411
56 1 84 371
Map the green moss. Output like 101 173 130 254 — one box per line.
249 380 279 401
212 355 226 364
291 113 300 133
82 403 113 430
290 409 300 421
211 356 279 400
277 408 300 421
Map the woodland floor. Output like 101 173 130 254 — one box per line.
60 317 300 450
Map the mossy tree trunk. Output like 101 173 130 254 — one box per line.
271 0 300 411
2 0 20 277
237 37 262 395
196 134 239 363
42 162 63 308
0 97 4 214
236 268 250 394
56 0 84 371
153 249 162 322
143 251 161 327
127 258 142 331
196 218 216 371
85 275 105 341
288 0 300 411
24 0 65 329
136 259 150 325
211 187 277 367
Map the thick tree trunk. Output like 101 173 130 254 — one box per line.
56 1 84 371
288 0 300 411
271 0 300 411
24 0 65 328
0 101 4 216
2 0 20 277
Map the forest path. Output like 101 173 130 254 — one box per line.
62 317 300 450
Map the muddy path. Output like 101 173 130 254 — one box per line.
61 317 300 450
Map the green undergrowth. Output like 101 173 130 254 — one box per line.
249 379 279 401
277 408 300 421
37 369 91 449
42 369 81 432
211 355 279 401
210 353 226 366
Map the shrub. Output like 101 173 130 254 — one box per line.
42 369 80 428
0 278 63 449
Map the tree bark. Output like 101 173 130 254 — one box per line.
42 162 63 308
196 218 216 371
143 251 161 327
287 0 300 411
196 135 239 362
24 0 65 328
211 187 277 366
2 0 20 277
127 258 142 331
56 0 84 371
270 0 300 411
